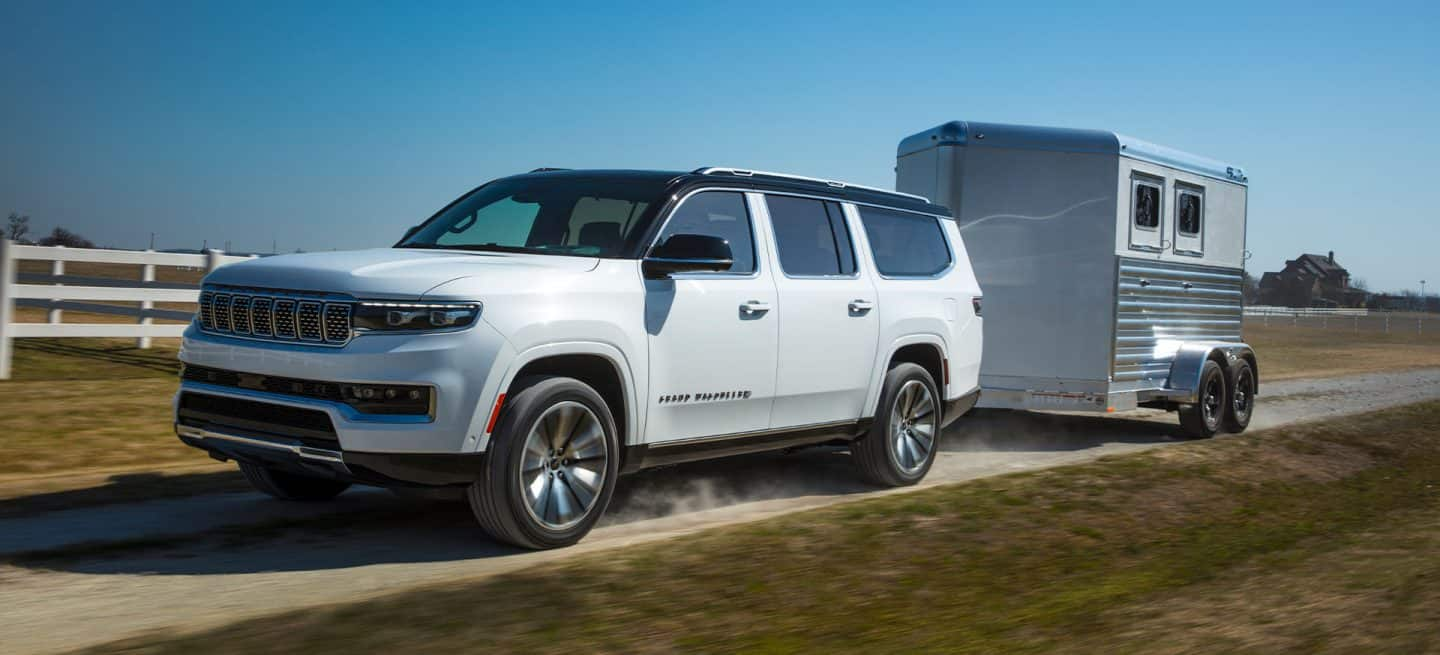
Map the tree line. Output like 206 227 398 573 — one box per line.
6 211 96 248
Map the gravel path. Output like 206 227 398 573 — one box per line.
4 368 1439 654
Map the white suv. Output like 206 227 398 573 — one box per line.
175 167 983 548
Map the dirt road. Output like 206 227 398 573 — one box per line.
4 368 1439 654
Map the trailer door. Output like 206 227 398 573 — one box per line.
1128 173 1165 253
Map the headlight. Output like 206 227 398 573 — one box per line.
352 302 481 332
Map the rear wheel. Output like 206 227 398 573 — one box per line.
1223 359 1256 433
468 376 619 549
852 363 941 487
1178 359 1227 439
239 462 351 501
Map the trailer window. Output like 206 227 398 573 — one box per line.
857 206 951 277
766 195 857 277
1177 189 1202 236
1133 181 1161 230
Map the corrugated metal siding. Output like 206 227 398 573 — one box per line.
1114 258 1244 383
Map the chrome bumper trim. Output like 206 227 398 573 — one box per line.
176 424 346 466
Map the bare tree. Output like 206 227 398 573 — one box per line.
6 211 30 243
37 227 95 249
1350 277 1369 291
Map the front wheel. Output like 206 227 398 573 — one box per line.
468 376 620 549
1178 359 1227 439
852 363 941 487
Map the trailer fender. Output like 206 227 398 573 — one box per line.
1164 342 1257 404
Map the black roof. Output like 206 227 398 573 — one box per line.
515 167 951 217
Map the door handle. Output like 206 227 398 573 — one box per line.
849 299 875 313
740 300 771 315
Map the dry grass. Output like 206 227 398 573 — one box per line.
1245 320 1440 380
85 402 1440 654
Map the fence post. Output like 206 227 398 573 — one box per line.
0 239 15 380
1385 315 1390 334
48 245 65 324
136 250 156 349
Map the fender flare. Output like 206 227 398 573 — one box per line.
1165 342 1258 404
477 341 641 450
863 333 950 415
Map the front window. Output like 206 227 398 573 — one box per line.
399 176 666 257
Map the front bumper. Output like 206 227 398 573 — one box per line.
175 320 514 456
177 423 485 486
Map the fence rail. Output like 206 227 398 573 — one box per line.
1243 305 1370 317
0 240 254 379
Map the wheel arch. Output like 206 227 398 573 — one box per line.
865 334 949 416
1166 342 1257 403
488 342 639 450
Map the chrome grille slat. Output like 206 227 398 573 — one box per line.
231 296 253 334
251 298 274 336
197 288 351 346
297 302 324 342
274 299 297 339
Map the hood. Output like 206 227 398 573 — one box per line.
203 248 599 299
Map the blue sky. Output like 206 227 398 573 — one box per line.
2 0 1436 292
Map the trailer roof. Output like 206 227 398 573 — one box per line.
898 121 1248 186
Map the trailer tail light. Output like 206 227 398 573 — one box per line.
972 296 982 317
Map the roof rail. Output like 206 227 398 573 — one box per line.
693 167 930 203
528 167 570 173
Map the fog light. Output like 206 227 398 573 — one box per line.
340 383 432 416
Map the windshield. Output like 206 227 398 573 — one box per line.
398 176 669 257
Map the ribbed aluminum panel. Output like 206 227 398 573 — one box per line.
1113 258 1243 383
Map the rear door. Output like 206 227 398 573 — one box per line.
643 191 779 443
761 194 880 428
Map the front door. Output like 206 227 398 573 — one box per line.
643 191 778 443
761 195 880 428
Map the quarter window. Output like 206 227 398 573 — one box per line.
766 195 857 277
857 206 951 277
654 191 756 274
1176 189 1202 236
1133 180 1161 229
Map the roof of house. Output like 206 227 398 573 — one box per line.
1290 254 1348 279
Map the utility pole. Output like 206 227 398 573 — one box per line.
1423 280 1429 313
149 232 156 250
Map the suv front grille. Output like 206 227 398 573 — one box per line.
198 287 352 346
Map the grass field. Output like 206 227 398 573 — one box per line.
84 401 1440 654
1245 321 1440 380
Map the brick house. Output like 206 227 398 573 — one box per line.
1257 251 1366 308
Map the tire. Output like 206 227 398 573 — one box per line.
468 376 620 549
851 363 941 487
238 461 351 501
1223 359 1256 433
1178 359 1227 439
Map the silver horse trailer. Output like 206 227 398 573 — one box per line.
896 120 1257 437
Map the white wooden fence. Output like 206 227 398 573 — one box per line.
0 239 254 379
1242 305 1370 317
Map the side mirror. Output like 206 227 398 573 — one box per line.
643 234 733 278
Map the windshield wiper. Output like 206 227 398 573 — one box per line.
396 243 538 254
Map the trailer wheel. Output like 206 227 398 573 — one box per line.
1178 360 1227 439
239 462 351 501
1223 359 1256 433
852 363 940 487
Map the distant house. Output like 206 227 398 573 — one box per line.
1257 251 1366 308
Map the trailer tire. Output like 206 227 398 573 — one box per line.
239 462 351 501
852 363 941 487
1223 359 1256 433
1178 360 1227 439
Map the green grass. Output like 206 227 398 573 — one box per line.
85 401 1440 654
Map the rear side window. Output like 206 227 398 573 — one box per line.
655 191 756 274
766 195 857 277
857 207 951 277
